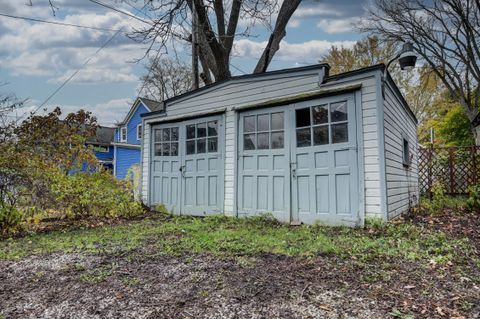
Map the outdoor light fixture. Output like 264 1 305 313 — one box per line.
385 42 417 76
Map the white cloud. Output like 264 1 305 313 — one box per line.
14 97 134 126
233 39 356 62
317 17 361 34
0 6 149 84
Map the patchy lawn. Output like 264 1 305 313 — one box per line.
1 212 479 318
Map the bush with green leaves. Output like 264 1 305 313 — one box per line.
0 203 23 237
50 170 144 219
467 184 480 211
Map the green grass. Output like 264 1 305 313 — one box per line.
0 214 473 265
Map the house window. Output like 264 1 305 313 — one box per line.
120 127 127 142
154 127 179 156
186 121 218 155
403 137 410 167
295 100 348 147
243 112 284 151
137 124 142 140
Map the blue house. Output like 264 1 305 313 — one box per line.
113 97 163 179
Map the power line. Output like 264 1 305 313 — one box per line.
87 0 152 25
0 12 120 32
19 27 125 121
231 63 247 74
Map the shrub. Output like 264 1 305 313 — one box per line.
50 171 144 219
0 203 23 237
467 184 480 211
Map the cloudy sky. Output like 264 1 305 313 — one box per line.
0 0 368 126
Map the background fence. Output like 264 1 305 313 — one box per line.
419 145 480 196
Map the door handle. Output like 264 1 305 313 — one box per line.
179 165 186 178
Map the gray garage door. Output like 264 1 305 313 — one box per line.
237 94 359 225
150 115 224 215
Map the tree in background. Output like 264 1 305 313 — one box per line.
321 36 443 127
140 57 196 101
361 0 480 140
130 0 302 84
419 95 475 146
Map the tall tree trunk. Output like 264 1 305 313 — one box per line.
254 0 301 73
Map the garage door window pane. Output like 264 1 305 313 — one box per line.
170 142 178 156
162 142 170 156
257 114 269 131
186 140 195 154
296 108 311 128
244 116 255 133
197 123 206 138
257 132 269 149
312 105 328 125
154 143 163 156
171 127 179 141
208 121 217 136
197 138 206 153
271 132 284 149
332 123 348 143
155 129 162 142
187 125 196 139
296 128 311 147
313 126 329 145
244 134 255 150
162 128 170 141
271 112 284 130
208 137 218 152
331 101 348 122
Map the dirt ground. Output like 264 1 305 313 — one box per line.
0 251 478 319
1 211 479 319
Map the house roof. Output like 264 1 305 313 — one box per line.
140 63 416 124
119 97 164 126
86 125 115 146
139 97 164 112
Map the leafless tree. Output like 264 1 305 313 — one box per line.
139 57 195 101
0 83 25 129
361 0 480 139
129 0 302 84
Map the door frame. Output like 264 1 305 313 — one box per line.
149 114 225 216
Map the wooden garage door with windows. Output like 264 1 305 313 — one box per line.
237 94 359 225
150 115 224 215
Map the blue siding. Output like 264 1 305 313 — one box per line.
115 102 149 145
115 146 141 179
95 145 114 161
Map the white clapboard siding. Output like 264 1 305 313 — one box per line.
383 82 419 219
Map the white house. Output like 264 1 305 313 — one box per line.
139 64 419 226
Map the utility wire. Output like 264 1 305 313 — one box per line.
18 27 124 121
15 1 152 122
231 63 247 75
87 0 152 25
0 12 121 32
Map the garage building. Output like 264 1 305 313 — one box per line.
140 64 419 226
